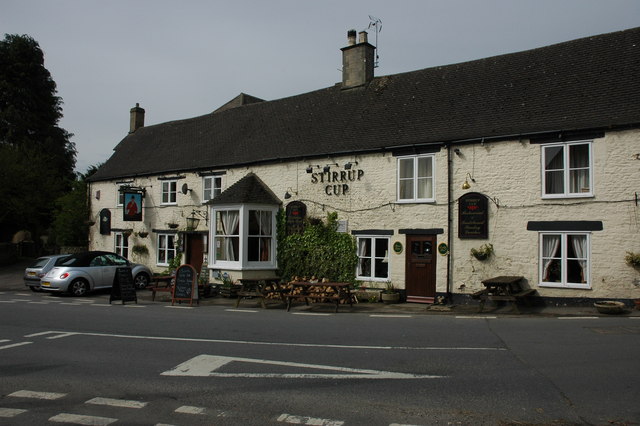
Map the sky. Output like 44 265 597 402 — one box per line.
2 0 640 174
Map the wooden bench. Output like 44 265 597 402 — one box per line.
285 282 354 312
235 278 284 309
147 275 174 301
477 276 537 313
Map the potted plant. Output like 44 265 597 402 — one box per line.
131 244 149 256
137 231 148 238
219 272 239 298
381 282 400 304
167 223 179 229
624 251 640 268
471 243 493 261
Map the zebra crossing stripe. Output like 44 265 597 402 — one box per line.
0 408 27 418
85 397 147 408
8 390 66 400
49 413 118 425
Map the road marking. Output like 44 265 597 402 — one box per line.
89 304 113 307
175 405 206 414
165 306 194 309
456 315 497 319
227 309 259 313
23 330 505 351
9 390 66 400
124 305 146 308
557 317 599 320
278 413 344 425
49 413 118 425
0 301 15 303
86 397 147 408
162 354 445 379
370 314 412 318
0 342 32 351
0 408 27 418
28 301 51 304
0 339 9 343
292 312 332 316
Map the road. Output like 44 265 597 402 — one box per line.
1 289 639 425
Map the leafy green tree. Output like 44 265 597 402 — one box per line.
0 34 76 241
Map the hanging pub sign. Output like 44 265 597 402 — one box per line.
286 201 307 235
123 191 143 222
458 192 489 239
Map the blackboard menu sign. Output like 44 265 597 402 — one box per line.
458 192 489 239
110 267 137 304
286 201 307 235
172 264 198 306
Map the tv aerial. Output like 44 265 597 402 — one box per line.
368 15 382 68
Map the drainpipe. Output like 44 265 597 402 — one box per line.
446 145 453 304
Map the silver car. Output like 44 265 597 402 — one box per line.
41 251 152 296
24 254 71 291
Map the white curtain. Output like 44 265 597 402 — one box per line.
258 210 272 261
542 235 560 281
571 235 587 282
221 210 239 261
357 238 369 276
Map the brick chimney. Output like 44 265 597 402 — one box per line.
341 30 375 89
129 103 145 133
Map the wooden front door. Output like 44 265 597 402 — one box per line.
405 234 437 303
185 234 205 273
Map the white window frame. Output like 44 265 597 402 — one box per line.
161 180 178 205
116 184 127 207
356 236 390 282
541 140 593 198
157 233 177 266
203 175 223 202
538 231 591 289
114 232 129 258
396 154 435 203
210 204 278 270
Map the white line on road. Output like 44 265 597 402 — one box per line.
21 330 506 351
165 306 194 309
0 342 32 351
85 397 147 409
0 408 27 418
278 413 344 425
9 390 67 400
292 312 332 316
370 314 413 318
175 406 206 414
49 413 118 425
226 309 259 313
456 316 497 319
557 317 599 320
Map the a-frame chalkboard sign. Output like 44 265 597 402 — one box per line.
110 267 138 305
171 264 198 306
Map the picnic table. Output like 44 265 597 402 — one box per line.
235 278 284 308
285 281 355 312
147 275 174 301
473 276 536 313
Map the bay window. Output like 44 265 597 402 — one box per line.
539 232 590 288
211 205 277 269
542 141 592 197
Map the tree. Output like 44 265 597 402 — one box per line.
0 34 76 241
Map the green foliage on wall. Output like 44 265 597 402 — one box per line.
277 210 357 283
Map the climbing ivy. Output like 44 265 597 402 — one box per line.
277 210 358 283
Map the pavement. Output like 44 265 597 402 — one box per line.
2 258 639 318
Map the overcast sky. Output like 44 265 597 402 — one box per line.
3 0 640 173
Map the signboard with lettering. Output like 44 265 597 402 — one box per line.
286 201 307 235
109 267 137 304
172 264 198 306
458 192 489 239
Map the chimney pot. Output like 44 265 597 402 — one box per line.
358 31 368 44
347 29 356 46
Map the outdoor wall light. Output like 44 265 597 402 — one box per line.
453 148 461 156
323 163 339 173
284 187 298 200
461 173 476 190
186 209 208 230
344 161 359 170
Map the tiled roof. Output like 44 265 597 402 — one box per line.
206 173 280 205
90 27 640 182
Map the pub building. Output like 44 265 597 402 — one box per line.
87 27 640 307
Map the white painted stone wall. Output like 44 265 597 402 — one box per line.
88 128 640 300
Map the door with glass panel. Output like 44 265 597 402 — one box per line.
405 234 437 303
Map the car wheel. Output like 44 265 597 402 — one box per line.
134 273 150 290
69 279 89 296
